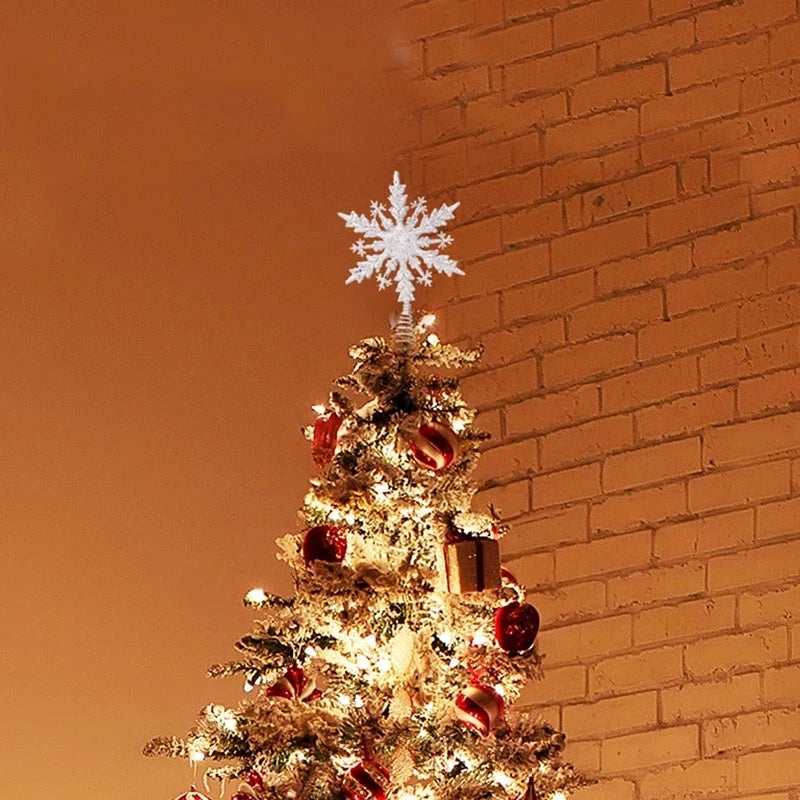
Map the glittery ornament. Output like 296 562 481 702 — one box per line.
302 525 347 565
342 759 391 800
494 601 540 654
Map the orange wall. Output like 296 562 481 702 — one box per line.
394 1 800 798
0 4 412 799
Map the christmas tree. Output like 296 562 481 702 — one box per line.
145 174 584 800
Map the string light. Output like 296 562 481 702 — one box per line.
244 588 267 604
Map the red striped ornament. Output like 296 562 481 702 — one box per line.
409 421 459 471
342 759 391 800
263 665 321 702
172 791 212 800
454 682 505 736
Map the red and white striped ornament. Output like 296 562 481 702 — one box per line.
263 665 321 702
312 411 342 467
454 682 505 736
342 759 391 800
172 791 212 800
409 421 459 471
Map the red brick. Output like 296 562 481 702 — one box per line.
420 104 463 144
476 409 502 441
649 185 750 245
542 614 632 664
471 18 553 65
667 260 768 316
704 709 800 756
442 294 501 341
576 779 636 800
503 200 564 246
679 156 710 196
450 215 502 262
415 66 492 107
640 79 740 135
596 245 692 296
542 333 637 387
636 388 737 442
504 270 595 324
697 0 795 41
505 45 596 98
709 149 740 188
543 156 604 196
544 108 639 160
466 138 515 183
688 460 791 513
480 317 564 365
708 538 800 590
651 0 716 18
772 20 800 64
553 0 650 48
425 32 472 74
742 63 800 111
662 673 762 723
764 663 800 706
505 0 571 21
639 304 738 361
700 327 800 386
685 627 788 678
770 248 800 291
669 36 769 91
570 289 663 341
603 725 699 772
591 646 683 695
600 19 695 69
564 193 583 230
607 562 705 609
541 415 634 469
604 437 702 492
503 503 588 551
757 494 800 540
739 748 800 793
739 366 800 416
754 184 800 216
564 692 657 739
506 384 599 435
742 142 800 189
601 355 697 413
466 90 569 136
580 166 676 224
572 63 667 115
460 359 537 407
692 211 795 268
591 482 686 534
634 595 736 645
454 242 550 298
399 0 477 40
704 411 800 467
552 215 648 274
655 508 754 561
556 529 652 582
457 170 542 219
533 462 602 508
741 584 800 628
740 288 800 335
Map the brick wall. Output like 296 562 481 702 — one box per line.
394 1 800 798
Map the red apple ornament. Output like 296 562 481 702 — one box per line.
494 601 540 654
302 525 346 565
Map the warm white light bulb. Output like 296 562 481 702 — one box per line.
312 404 327 415
426 333 440 345
189 749 204 763
245 588 267 604
552 793 568 800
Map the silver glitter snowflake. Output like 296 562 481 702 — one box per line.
338 172 462 314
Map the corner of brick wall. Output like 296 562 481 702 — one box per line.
394 0 800 797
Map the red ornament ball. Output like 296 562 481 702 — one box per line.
302 525 346 565
172 792 212 800
494 601 540 654
409 421 459 471
343 759 391 800
313 411 342 467
244 771 264 790
454 682 505 737
263 665 321 702
231 793 254 800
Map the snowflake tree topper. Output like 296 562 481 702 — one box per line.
338 172 462 315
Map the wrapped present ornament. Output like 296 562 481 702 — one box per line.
444 528 501 593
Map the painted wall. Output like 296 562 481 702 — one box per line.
394 1 800 797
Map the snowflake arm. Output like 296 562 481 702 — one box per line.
339 172 462 314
